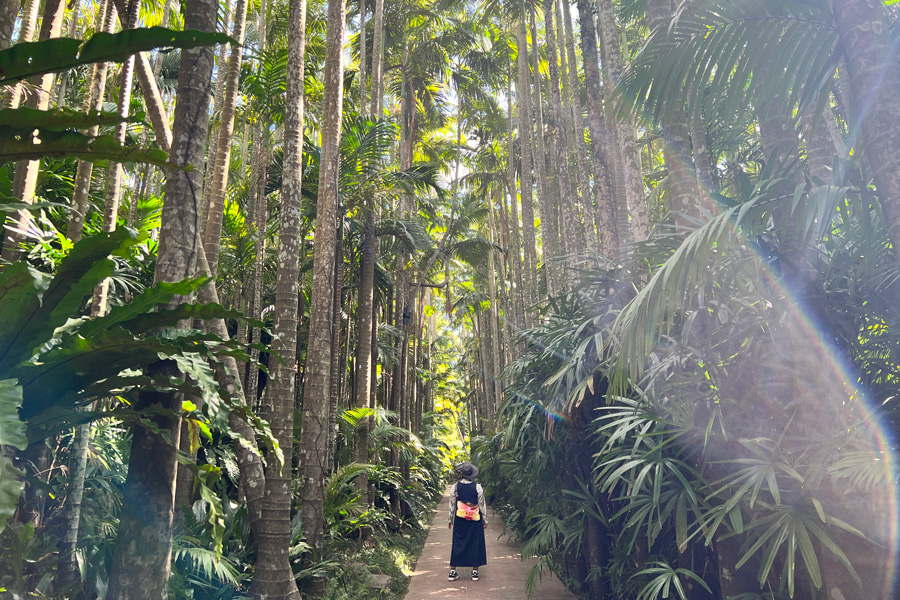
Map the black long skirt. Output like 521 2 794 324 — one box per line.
450 516 487 567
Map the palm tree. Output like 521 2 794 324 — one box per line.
515 4 538 312
66 0 115 243
91 0 140 318
246 0 306 594
596 0 648 242
106 0 219 594
832 0 900 268
202 0 249 278
297 0 347 565
575 0 619 257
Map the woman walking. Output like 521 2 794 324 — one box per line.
447 462 488 581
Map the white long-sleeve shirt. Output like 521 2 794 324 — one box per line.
448 479 488 525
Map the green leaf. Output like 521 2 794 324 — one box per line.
0 454 24 536
75 276 208 339
0 380 26 451
0 126 174 166
0 229 139 375
0 379 26 535
0 27 234 85
0 107 141 131
0 263 50 374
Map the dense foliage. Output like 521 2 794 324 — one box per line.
1 0 899 598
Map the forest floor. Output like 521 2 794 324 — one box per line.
403 486 575 599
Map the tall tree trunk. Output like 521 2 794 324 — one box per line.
58 419 90 587
545 0 582 271
369 0 385 115
493 190 515 365
246 0 306 595
575 0 620 257
515 8 538 313
244 0 269 407
358 0 366 108
200 0 233 236
529 6 560 296
560 0 595 248
92 0 141 318
55 0 82 107
486 187 503 418
133 51 173 153
802 104 836 186
203 0 248 277
297 0 345 566
646 0 695 225
67 0 116 243
596 0 649 242
244 124 268 406
326 232 345 471
690 107 715 205
832 0 900 267
0 0 19 50
506 70 526 331
354 208 376 485
106 0 217 594
1 0 65 261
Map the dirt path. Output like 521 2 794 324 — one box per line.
404 486 576 599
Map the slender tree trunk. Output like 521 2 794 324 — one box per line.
353 208 376 485
244 0 269 406
92 0 141 318
297 0 345 566
560 0 595 248
200 0 233 236
67 0 115 243
133 52 173 153
506 71 526 331
493 191 514 365
58 419 90 586
596 0 649 242
203 0 248 277
369 0 385 115
55 0 82 107
245 124 268 406
545 0 582 272
326 232 345 471
575 0 619 257
515 8 538 312
1 0 65 261
106 0 218 594
529 6 560 296
832 0 900 267
487 187 503 417
690 107 715 204
246 0 306 595
358 0 366 109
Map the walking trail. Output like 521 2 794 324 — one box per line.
404 486 576 600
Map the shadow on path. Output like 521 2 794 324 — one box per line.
404 486 576 599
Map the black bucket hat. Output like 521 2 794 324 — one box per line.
456 462 479 479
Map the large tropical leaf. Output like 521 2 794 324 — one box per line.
622 0 838 124
0 107 141 131
0 380 26 534
0 126 173 166
0 229 140 375
0 27 233 85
